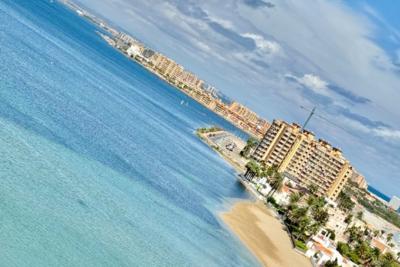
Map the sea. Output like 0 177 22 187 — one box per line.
0 1 260 266
368 185 391 202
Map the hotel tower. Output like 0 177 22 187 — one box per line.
252 119 353 200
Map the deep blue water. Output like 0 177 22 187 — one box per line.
368 185 391 202
0 1 259 266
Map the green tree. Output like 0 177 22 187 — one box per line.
289 192 301 204
344 214 353 228
355 241 372 263
373 229 380 238
337 192 355 212
357 211 364 220
337 242 351 256
286 206 311 241
268 172 284 198
307 196 325 209
326 228 336 241
379 252 399 267
240 137 258 158
387 233 394 243
345 226 364 245
244 160 260 179
308 183 318 196
266 165 278 178
312 208 329 226
371 247 381 262
324 259 339 267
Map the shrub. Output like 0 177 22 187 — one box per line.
295 240 307 252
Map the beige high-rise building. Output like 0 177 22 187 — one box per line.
229 101 259 124
252 119 353 200
165 63 183 80
177 71 200 89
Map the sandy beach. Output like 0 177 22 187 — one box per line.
221 201 311 267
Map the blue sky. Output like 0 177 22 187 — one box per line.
76 0 400 197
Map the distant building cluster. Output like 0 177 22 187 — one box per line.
113 34 269 138
252 119 353 200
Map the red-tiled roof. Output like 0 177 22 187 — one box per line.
314 242 334 257
371 239 388 252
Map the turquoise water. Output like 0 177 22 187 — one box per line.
0 1 260 266
368 185 391 202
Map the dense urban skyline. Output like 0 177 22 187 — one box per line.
76 0 400 197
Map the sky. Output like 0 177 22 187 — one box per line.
75 0 400 197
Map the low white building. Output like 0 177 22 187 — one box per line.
126 44 142 58
273 184 292 206
254 177 272 197
306 229 358 267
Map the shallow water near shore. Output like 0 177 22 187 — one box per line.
0 1 260 266
222 201 312 267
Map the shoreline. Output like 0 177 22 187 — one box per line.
196 131 246 173
196 129 310 266
220 200 311 267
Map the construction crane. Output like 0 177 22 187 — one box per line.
299 105 351 134
302 106 316 130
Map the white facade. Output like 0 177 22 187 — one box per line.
126 45 141 57
306 229 358 267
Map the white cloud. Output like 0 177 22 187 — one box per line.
298 74 328 93
285 73 335 98
76 0 400 196
340 116 400 142
236 0 400 125
373 127 400 141
242 33 281 54
208 15 234 30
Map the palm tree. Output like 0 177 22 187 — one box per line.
345 226 364 245
372 229 380 238
259 164 269 178
266 165 278 178
308 183 318 196
244 160 260 179
290 214 311 240
380 252 396 266
289 192 301 204
387 233 394 243
307 196 325 209
355 241 373 264
324 259 339 267
344 214 353 230
312 207 329 226
240 137 258 158
371 247 381 260
268 172 284 198
337 192 355 212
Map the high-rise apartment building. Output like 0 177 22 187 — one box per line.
252 119 353 200
177 71 200 89
229 101 259 124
